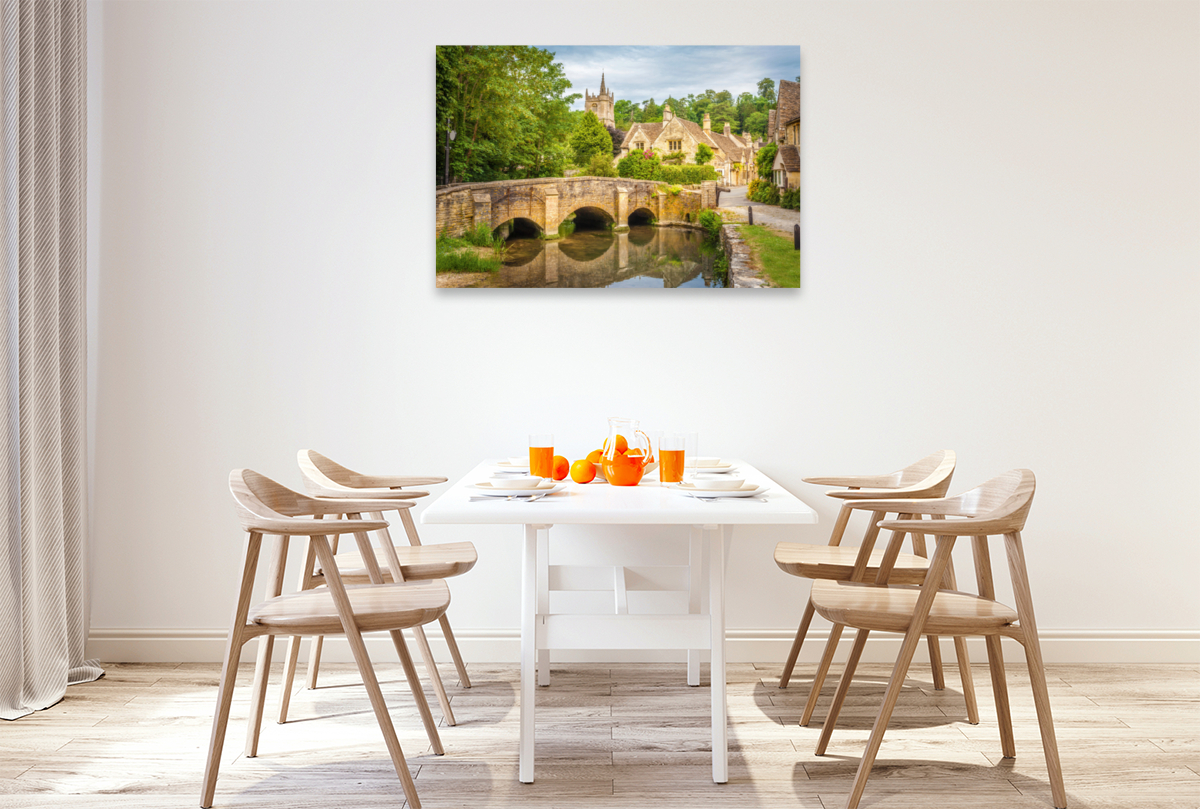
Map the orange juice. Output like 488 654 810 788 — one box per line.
529 445 554 478
659 449 685 483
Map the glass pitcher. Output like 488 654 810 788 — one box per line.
602 416 655 486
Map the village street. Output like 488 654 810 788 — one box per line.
717 185 801 237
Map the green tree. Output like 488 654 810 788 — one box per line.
695 144 713 165
755 143 778 180
757 78 775 105
745 111 768 140
570 111 613 165
617 149 662 180
435 45 579 183
613 99 637 128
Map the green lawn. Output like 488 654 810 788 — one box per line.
739 224 800 288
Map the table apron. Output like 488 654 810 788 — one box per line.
538 614 711 650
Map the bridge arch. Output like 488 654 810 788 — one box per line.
627 206 655 227
494 217 542 240
435 177 714 239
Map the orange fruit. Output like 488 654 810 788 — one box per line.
586 448 603 464
602 435 629 455
602 453 644 486
570 459 597 484
627 448 644 456
551 455 569 481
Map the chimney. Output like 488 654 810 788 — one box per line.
703 113 711 132
663 102 673 123
723 122 731 137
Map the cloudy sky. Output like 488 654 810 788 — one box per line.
539 46 801 111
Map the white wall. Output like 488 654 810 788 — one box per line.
87 0 1200 663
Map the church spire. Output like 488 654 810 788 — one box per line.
600 72 607 96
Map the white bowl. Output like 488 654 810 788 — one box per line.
498 476 543 489
508 456 529 466
689 457 723 468
691 476 745 491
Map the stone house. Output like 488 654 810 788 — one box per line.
768 78 800 191
618 102 757 186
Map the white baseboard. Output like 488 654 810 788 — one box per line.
88 626 1200 665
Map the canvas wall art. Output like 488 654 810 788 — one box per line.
435 45 800 289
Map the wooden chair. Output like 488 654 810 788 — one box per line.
775 450 978 727
274 450 475 728
203 469 450 809
809 469 1066 809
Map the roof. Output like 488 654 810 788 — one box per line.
767 110 776 139
621 123 664 149
776 79 800 128
775 144 800 173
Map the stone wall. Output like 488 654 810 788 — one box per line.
720 223 765 288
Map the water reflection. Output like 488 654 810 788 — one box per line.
493 225 725 288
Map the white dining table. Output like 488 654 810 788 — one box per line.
420 459 818 784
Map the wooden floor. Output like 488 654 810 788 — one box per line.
1 660 1197 808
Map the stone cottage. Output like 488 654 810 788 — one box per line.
618 102 757 186
769 78 800 191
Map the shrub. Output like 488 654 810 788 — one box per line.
695 143 713 165
462 222 498 247
780 188 800 210
667 185 682 196
617 149 661 180
658 164 719 184
748 179 780 206
583 152 617 177
662 151 686 165
698 209 723 243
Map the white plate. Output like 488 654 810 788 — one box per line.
673 482 768 499
472 480 563 496
495 460 529 471
688 465 737 475
686 459 733 471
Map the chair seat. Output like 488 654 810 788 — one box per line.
318 541 477 583
774 542 931 585
810 580 1018 636
249 580 451 635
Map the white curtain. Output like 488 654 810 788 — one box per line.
0 0 99 721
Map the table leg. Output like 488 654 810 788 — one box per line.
688 527 703 687
709 524 730 783
520 524 539 783
537 526 550 687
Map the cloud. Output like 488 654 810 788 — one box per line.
539 45 800 109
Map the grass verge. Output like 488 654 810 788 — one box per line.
436 231 504 273
738 224 800 287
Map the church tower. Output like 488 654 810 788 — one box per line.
584 73 615 128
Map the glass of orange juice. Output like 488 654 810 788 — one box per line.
659 432 686 483
529 433 554 478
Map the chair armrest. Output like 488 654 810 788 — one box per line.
840 496 957 514
877 516 1009 536
310 488 429 500
308 497 416 516
828 486 940 501
357 474 448 488
249 517 389 536
803 474 898 488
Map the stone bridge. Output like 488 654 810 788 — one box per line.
436 176 717 239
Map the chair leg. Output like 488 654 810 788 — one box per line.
953 635 979 724
439 613 472 688
200 632 247 808
801 622 843 726
277 634 303 724
985 634 1015 756
305 635 325 688
925 634 946 689
412 623 457 726
245 534 288 757
1006 532 1067 808
389 628 445 756
201 533 262 809
244 635 275 757
779 597 816 689
815 628 870 755
353 630 423 808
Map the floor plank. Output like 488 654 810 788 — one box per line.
0 661 1196 808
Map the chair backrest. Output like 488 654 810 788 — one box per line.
828 450 956 502
940 469 1036 533
298 450 374 493
895 450 956 488
230 468 318 530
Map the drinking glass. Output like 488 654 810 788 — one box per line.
528 433 554 478
658 432 686 483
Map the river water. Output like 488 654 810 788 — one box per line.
486 224 726 289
